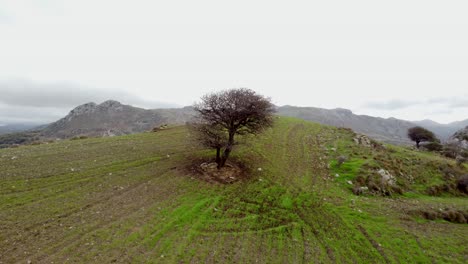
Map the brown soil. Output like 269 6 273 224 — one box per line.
184 158 250 184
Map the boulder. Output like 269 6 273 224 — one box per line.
377 169 396 186
353 134 372 147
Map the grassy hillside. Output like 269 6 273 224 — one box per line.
0 117 466 263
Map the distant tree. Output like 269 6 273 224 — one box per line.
193 88 275 168
407 126 437 149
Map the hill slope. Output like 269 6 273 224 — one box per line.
0 118 467 263
277 106 416 145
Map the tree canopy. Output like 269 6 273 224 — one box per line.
407 126 437 149
192 88 275 168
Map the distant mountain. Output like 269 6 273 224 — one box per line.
276 106 467 145
41 100 194 139
2 101 466 147
412 119 468 141
0 123 43 135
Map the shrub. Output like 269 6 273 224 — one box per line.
422 210 438 221
456 156 466 167
442 143 458 159
457 175 468 194
71 135 88 140
442 210 467 224
423 141 443 152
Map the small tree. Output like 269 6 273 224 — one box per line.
193 88 275 168
407 126 437 149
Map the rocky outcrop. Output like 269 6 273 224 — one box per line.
449 126 468 149
377 169 396 186
353 134 372 147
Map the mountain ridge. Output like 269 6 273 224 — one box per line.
1 100 466 146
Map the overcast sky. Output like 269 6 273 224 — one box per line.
1 0 467 124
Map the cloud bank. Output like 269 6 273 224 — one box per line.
0 79 179 124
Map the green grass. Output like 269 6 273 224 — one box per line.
0 117 467 263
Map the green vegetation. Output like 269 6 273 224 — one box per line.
0 118 467 263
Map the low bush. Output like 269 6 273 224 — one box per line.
71 135 88 140
457 175 468 194
418 209 468 224
423 142 443 152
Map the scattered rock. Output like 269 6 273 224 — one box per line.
353 134 372 147
199 162 241 184
257 168 263 171
347 180 353 185
352 186 369 196
200 162 218 170
377 169 396 186
337 155 347 166
11 156 17 160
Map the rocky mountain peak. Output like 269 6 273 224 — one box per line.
333 108 353 115
99 100 123 108
69 102 97 116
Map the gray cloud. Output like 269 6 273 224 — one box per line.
0 104 65 124
363 99 418 110
0 79 179 124
0 10 12 24
363 96 468 111
427 97 468 109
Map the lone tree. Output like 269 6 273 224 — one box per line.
407 126 437 149
193 88 275 168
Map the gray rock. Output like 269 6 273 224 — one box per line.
377 169 396 186
353 134 372 147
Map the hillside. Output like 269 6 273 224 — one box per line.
0 117 467 263
277 106 433 145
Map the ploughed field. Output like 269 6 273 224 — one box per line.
0 117 467 263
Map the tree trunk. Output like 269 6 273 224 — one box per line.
215 147 221 165
416 140 420 149
219 133 235 168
